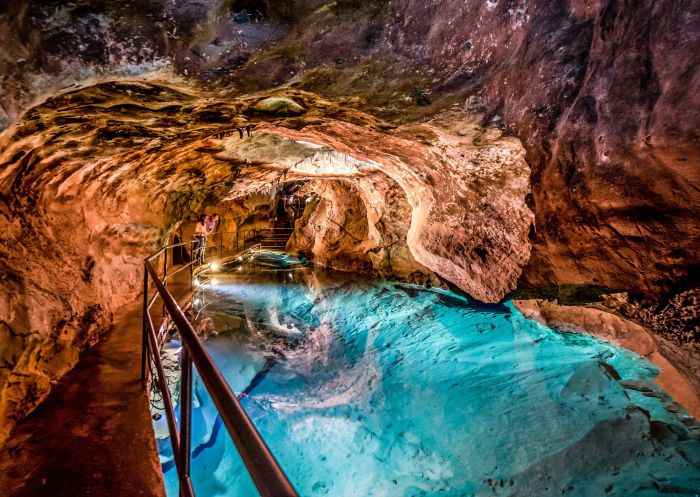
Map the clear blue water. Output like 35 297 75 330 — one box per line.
154 252 700 497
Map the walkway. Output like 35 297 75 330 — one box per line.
0 268 192 497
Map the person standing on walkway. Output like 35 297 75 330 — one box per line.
193 214 208 265
205 214 214 234
206 213 220 235
206 213 221 255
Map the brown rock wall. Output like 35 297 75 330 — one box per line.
0 82 532 440
0 0 697 442
1 1 697 297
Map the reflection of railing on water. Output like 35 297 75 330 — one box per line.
141 232 298 497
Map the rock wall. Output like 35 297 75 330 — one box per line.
0 0 697 441
4 0 696 298
291 0 700 297
287 177 437 283
218 117 533 301
287 179 374 273
0 82 531 442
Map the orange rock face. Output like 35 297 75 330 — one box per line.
0 0 697 441
0 83 532 442
1 0 696 294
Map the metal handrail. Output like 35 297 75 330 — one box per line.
142 233 298 497
238 228 294 251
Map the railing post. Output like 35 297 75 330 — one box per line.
180 349 192 495
145 257 298 497
163 245 168 281
141 266 149 385
190 239 195 290
162 247 168 317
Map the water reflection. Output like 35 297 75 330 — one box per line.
157 251 700 497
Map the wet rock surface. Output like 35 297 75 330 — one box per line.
513 299 700 420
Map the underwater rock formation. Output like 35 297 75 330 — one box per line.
513 299 700 419
165 255 700 497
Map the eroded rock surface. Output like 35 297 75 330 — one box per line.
2 0 697 298
0 0 697 444
513 299 700 420
0 81 531 442
222 120 532 301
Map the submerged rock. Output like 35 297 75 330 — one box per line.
159 257 700 497
513 299 700 420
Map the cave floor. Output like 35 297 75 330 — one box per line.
0 269 193 497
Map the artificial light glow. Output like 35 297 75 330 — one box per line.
210 262 220 272
210 277 220 286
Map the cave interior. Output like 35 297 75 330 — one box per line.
0 1 699 496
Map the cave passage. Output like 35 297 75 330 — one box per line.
1 2 699 497
152 253 700 497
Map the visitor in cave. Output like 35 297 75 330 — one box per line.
206 213 220 234
291 195 305 220
193 214 208 265
206 213 221 255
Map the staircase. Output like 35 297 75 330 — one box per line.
241 227 294 251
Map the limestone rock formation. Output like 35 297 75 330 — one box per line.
287 177 436 282
513 299 700 420
2 0 697 297
0 82 531 443
0 0 697 443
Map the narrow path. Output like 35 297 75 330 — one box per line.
0 270 192 497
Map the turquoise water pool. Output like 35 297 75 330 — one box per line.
154 252 700 497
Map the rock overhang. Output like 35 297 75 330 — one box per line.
1 79 534 301
0 0 697 450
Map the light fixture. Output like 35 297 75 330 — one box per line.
210 277 220 286
210 262 220 272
